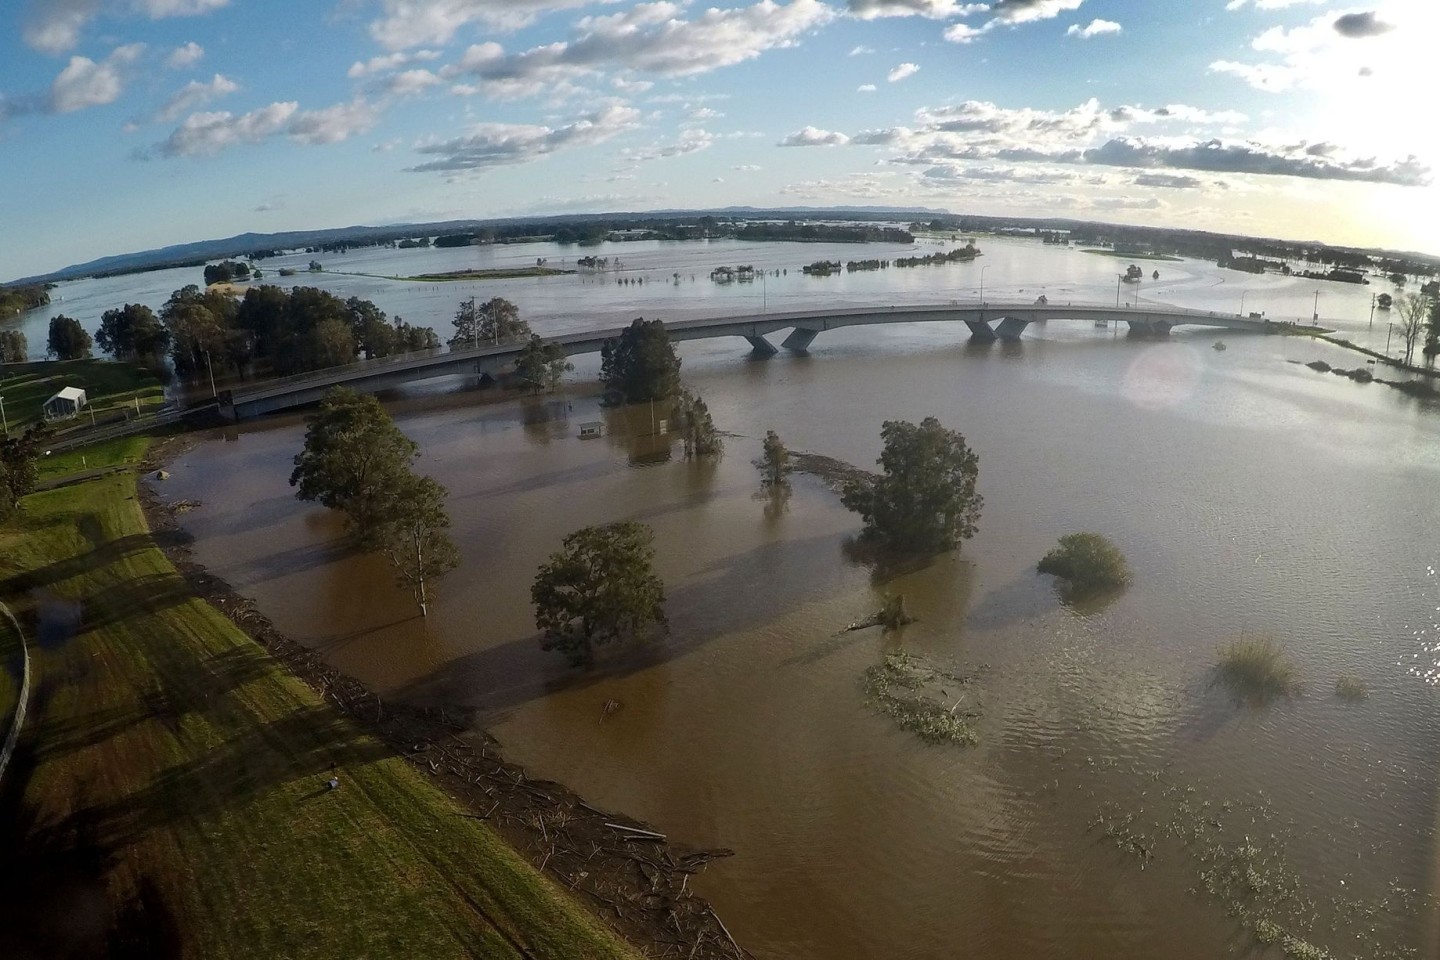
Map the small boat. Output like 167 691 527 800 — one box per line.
1213 340 1227 351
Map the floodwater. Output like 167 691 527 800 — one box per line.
150 244 1440 959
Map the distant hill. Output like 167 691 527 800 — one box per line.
6 206 952 285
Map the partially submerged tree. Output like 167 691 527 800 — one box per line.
672 390 722 459
290 387 420 542
599 318 681 403
514 334 573 392
1394 293 1430 367
375 473 460 616
1037 533 1131 595
758 430 791 488
841 417 982 554
451 297 530 347
532 521 667 666
46 315 92 360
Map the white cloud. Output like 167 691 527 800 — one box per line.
779 125 851 146
1067 18 1120 38
623 126 716 161
408 103 642 175
733 163 762 170
347 50 441 79
849 45 874 55
166 41 204 69
847 0 989 19
24 0 228 54
381 69 443 97
152 73 237 123
941 0 1083 42
612 76 655 93
441 0 835 100
370 0 623 50
50 43 145 113
887 62 920 82
858 83 877 92
684 105 723 122
146 98 382 157
1224 0 1327 9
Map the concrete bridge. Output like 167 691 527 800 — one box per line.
222 300 1271 419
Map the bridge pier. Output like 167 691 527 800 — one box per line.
745 334 778 356
781 327 820 352
996 316 1031 341
1125 319 1173 337
964 319 997 342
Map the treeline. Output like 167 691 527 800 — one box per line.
432 217 917 249
0 284 51 319
733 222 913 244
86 285 439 379
204 260 251 285
894 244 979 268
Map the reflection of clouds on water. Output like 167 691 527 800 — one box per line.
1122 342 1203 411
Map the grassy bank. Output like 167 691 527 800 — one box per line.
404 267 575 282
0 359 165 434
1080 249 1184 262
0 461 639 959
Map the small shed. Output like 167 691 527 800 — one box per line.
578 421 603 439
43 386 87 421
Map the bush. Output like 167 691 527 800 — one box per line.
1037 533 1131 593
1215 635 1299 701
1334 674 1369 701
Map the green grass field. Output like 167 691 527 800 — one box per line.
0 460 639 959
0 359 166 434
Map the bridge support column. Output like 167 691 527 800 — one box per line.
745 334 778 356
1125 319 1171 337
782 327 820 352
996 316 1031 342
965 319 997 342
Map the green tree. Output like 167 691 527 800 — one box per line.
1037 533 1131 595
672 389 722 459
514 334 572 392
532 521 667 666
162 285 241 377
348 297 394 359
289 388 420 543
1395 293 1430 366
1425 297 1440 359
451 297 529 347
46 315 92 360
0 424 48 520
841 417 982 554
375 473 460 616
0 329 26 364
599 318 681 404
393 317 440 352
97 303 170 363
759 430 791 488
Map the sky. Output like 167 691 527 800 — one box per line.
1 0 1436 280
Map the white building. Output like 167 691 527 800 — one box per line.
43 386 87 421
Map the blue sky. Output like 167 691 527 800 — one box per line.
1 0 1434 280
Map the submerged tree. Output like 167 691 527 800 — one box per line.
514 334 573 392
758 430 791 488
1395 293 1430 367
289 387 420 543
532 521 667 666
451 297 529 347
375 473 460 616
841 417 982 554
1037 533 1131 596
599 318 681 404
672 389 722 458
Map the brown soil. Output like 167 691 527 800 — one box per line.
137 434 751 960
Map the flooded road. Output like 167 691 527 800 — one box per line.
158 312 1440 959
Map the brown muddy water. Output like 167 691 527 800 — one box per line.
158 322 1440 959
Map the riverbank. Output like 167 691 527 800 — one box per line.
0 439 737 958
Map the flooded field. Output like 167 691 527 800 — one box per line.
156 312 1440 959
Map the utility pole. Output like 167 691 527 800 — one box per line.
470 296 478 351
1115 273 1121 308
980 264 989 304
1313 289 1319 325
204 349 217 398
1240 290 1247 317
0 395 7 437
1369 292 1375 330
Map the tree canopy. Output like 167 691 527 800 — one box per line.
599 318 681 404
46 315 93 360
204 260 251 285
532 521 667 666
672 389 722 459
0 330 26 364
841 417 982 554
451 297 530 347
290 388 421 543
374 472 461 616
97 303 170 364
0 425 48 521
514 334 572 392
1037 533 1131 597
759 430 791 488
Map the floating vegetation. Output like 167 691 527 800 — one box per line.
1215 634 1300 702
861 652 979 746
1334 674 1370 701
844 595 916 633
